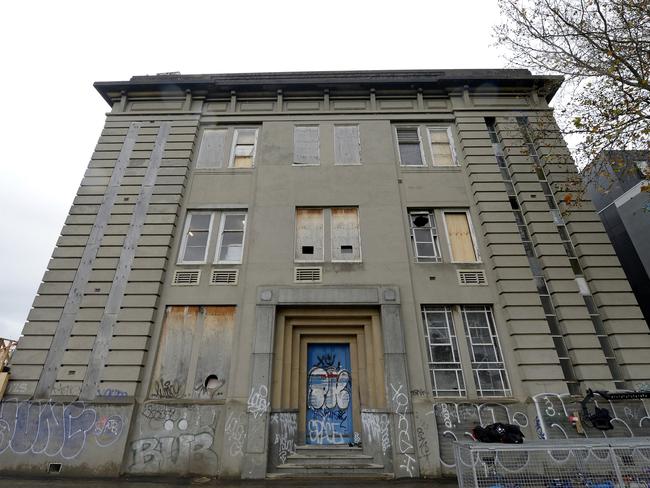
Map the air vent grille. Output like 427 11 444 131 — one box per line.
294 266 322 283
458 270 487 286
210 269 239 285
172 269 200 285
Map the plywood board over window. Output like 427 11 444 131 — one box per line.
334 125 361 165
294 126 320 165
331 207 361 262
152 305 235 400
196 129 227 169
295 208 324 261
444 212 478 262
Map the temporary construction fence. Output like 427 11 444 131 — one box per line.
454 438 650 488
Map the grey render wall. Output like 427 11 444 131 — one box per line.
2 71 650 479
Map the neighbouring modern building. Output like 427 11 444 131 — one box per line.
2 70 649 480
583 151 650 326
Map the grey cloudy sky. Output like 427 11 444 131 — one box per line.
0 0 505 340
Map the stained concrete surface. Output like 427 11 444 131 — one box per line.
0 477 458 487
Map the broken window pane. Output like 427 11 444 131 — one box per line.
409 211 441 262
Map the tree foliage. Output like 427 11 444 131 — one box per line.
494 0 650 170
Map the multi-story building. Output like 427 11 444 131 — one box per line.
1 70 649 480
583 151 650 326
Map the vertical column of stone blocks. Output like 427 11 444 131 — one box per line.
10 120 140 398
94 117 198 397
455 112 567 394
497 116 613 386
526 115 650 386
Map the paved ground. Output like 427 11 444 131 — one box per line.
0 477 458 487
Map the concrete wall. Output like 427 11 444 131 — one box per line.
3 75 650 479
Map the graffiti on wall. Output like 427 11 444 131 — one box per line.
0 400 125 459
151 379 183 399
247 385 269 419
361 412 391 456
391 383 416 477
224 411 246 457
127 403 219 475
270 412 297 464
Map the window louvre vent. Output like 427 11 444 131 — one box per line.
210 269 239 285
458 270 487 286
294 266 322 283
172 269 201 286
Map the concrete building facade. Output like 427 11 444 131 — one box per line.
584 151 650 326
2 70 649 479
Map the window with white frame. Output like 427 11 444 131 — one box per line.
421 306 466 396
294 126 320 165
178 212 213 264
460 305 511 397
396 127 424 166
421 304 510 398
295 207 361 262
215 212 247 263
178 210 247 265
443 211 479 262
428 127 457 166
230 128 258 168
195 127 259 169
409 210 442 262
334 125 361 165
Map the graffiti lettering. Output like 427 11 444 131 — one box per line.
271 412 296 464
361 412 391 455
130 433 215 472
141 404 177 422
410 389 427 397
416 427 430 457
391 383 416 478
224 411 246 457
97 388 128 398
308 419 343 445
151 379 182 399
247 385 269 419
0 400 124 459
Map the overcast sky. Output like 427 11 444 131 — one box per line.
0 0 506 340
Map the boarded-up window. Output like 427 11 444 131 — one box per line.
216 212 247 263
335 125 360 165
331 207 361 261
429 128 457 166
396 127 423 166
179 212 213 263
153 305 235 400
295 208 324 261
196 129 227 169
230 128 258 168
294 126 320 165
444 212 478 262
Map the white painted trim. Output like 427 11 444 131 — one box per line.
177 211 215 265
395 125 427 167
214 211 247 264
228 127 259 168
425 126 458 167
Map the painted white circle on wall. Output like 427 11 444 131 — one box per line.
164 420 174 431
178 419 188 430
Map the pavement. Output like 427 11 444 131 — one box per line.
0 477 458 488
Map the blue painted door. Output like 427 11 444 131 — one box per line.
306 343 353 444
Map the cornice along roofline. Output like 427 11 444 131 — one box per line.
94 68 563 106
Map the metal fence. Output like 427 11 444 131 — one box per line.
454 438 650 488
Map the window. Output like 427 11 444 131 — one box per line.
428 127 457 166
331 208 362 262
443 211 479 262
334 125 361 165
178 212 214 264
215 212 247 263
295 207 361 262
295 208 324 262
178 210 247 265
421 305 511 398
409 210 442 262
196 127 259 169
196 129 227 169
230 128 258 168
421 306 466 396
396 127 424 166
460 305 511 397
294 126 320 165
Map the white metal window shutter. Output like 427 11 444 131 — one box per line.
294 126 319 164
335 126 360 165
197 129 227 169
172 270 201 285
294 266 322 282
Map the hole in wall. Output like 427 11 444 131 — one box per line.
48 463 62 473
67 370 76 375
340 245 353 254
413 215 429 227
301 246 314 255
204 374 221 390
